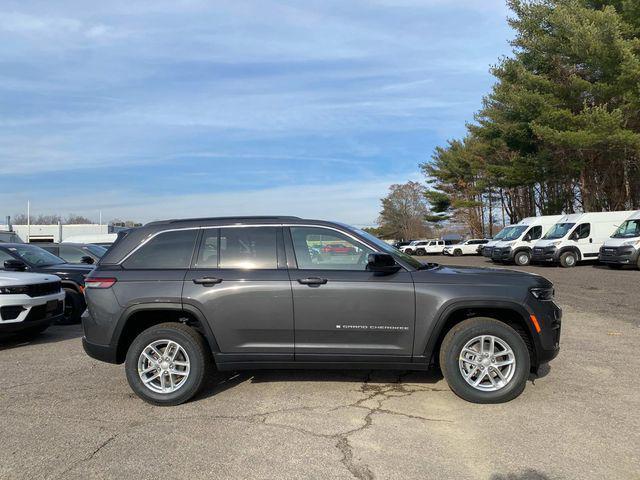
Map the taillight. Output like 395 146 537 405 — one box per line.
85 278 117 289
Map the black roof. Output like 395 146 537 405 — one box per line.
145 216 301 226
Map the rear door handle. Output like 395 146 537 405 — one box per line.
297 277 328 286
193 277 223 286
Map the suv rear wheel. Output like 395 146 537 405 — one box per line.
125 322 212 406
439 317 530 403
415 248 425 256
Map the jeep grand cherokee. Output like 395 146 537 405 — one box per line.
82 216 561 405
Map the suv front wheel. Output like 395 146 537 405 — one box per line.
125 322 212 406
439 317 530 403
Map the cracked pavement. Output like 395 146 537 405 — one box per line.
1 256 639 479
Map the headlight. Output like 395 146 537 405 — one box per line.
622 240 640 247
0 285 29 294
530 287 554 301
549 241 561 246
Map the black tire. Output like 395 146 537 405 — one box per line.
415 249 425 256
453 249 462 257
439 317 530 404
56 288 84 325
559 251 578 268
125 322 212 406
514 250 531 266
405 249 414 255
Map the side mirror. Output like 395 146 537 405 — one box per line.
366 253 401 275
4 259 27 271
523 235 531 242
570 232 578 241
81 256 95 264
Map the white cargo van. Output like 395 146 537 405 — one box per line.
490 215 563 266
480 222 528 258
532 211 635 267
598 210 640 269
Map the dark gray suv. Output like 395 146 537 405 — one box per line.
82 216 561 405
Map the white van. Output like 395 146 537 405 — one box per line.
532 211 635 267
598 210 640 269
490 215 563 266
481 217 537 259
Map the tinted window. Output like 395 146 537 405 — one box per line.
528 226 542 240
195 229 219 268
0 249 15 269
59 245 86 263
291 227 373 270
575 223 591 239
124 230 197 269
40 245 59 256
219 227 277 269
8 245 64 267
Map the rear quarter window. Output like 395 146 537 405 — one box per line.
123 230 198 269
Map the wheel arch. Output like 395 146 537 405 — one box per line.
557 246 581 261
424 301 538 371
113 303 220 363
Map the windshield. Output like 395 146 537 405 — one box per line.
85 244 107 257
501 225 529 241
8 244 65 267
348 227 426 270
611 220 640 238
543 223 575 240
493 226 517 240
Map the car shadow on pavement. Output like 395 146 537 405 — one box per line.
491 470 550 480
196 368 445 401
0 324 83 351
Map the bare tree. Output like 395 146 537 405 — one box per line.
378 181 432 240
66 214 93 224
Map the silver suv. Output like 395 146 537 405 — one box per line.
82 216 561 406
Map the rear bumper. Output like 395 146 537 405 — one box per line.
82 337 119 363
598 247 639 265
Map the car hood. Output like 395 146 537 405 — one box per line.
0 272 61 286
534 239 563 248
412 264 552 287
603 237 640 247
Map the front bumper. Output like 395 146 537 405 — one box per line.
0 291 65 333
491 247 513 262
482 246 494 258
598 246 639 265
532 246 558 263
528 298 562 365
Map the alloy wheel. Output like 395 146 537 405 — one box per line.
138 339 190 394
458 335 516 392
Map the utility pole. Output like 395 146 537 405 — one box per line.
27 201 31 243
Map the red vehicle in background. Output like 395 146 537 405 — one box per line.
321 243 355 255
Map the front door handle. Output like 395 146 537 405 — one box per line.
297 277 328 286
193 277 223 286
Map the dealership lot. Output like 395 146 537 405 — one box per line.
1 256 638 480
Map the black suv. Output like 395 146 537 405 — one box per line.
82 216 561 405
40 243 107 265
0 243 92 324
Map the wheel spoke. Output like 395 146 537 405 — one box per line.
168 342 180 361
488 336 495 356
494 358 515 367
143 371 160 384
473 369 486 386
142 351 157 365
492 366 506 382
140 365 156 375
149 345 163 360
169 368 188 376
173 360 189 367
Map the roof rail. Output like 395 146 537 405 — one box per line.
145 216 301 226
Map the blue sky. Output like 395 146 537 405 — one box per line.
0 0 512 226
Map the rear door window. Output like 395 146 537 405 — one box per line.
59 245 86 263
123 230 197 269
219 227 278 269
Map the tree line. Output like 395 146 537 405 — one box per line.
379 0 640 239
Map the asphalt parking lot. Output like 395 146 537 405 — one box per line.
1 256 639 480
